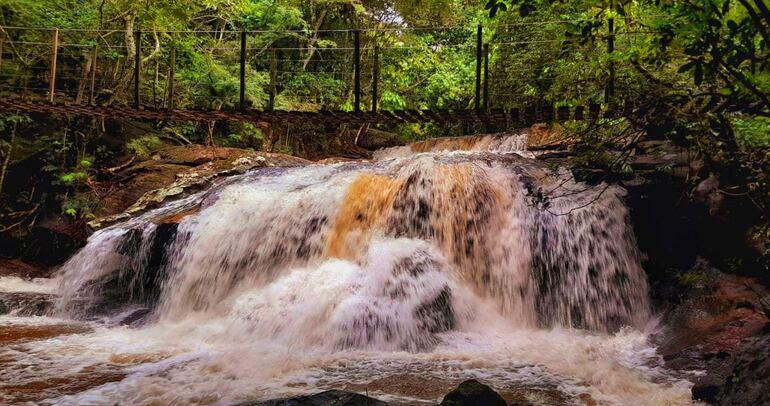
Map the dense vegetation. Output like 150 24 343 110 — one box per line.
0 0 767 270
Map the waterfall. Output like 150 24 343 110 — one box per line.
54 132 650 347
0 131 700 406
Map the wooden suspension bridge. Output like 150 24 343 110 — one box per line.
0 22 633 126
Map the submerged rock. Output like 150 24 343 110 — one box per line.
440 380 507 406
240 390 388 406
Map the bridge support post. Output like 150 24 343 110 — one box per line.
354 30 361 113
268 50 276 111
240 31 247 112
483 43 489 112
0 39 4 74
134 30 141 108
48 29 59 103
483 43 490 132
372 45 379 113
605 0 615 103
89 44 97 105
167 47 175 109
475 24 482 112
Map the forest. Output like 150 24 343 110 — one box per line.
0 0 769 405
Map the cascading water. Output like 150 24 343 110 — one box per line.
0 131 695 405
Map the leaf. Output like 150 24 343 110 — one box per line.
678 61 696 73
694 63 703 85
727 20 738 32
519 3 533 17
684 47 701 56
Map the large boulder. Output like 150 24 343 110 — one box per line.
238 390 388 406
691 332 770 405
440 380 507 406
657 260 769 369
91 146 310 228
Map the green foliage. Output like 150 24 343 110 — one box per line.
126 136 166 160
732 116 770 147
678 271 714 289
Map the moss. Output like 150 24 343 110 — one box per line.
126 136 166 160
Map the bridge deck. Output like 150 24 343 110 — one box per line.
0 98 617 126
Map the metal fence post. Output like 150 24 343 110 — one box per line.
605 1 615 103
240 31 247 111
49 29 59 103
269 50 277 111
475 24 482 112
89 44 98 105
134 30 141 108
167 47 175 109
483 43 489 112
354 30 361 113
372 45 379 113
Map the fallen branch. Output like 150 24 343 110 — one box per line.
0 203 39 233
104 156 136 174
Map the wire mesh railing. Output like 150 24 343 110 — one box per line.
0 19 676 121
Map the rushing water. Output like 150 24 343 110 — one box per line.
0 133 695 405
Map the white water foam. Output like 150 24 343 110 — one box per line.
0 276 57 294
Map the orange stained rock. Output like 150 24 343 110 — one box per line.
410 136 486 153
0 323 91 345
326 173 404 259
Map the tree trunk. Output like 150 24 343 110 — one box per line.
0 122 18 197
75 51 94 104
302 8 328 70
205 121 215 147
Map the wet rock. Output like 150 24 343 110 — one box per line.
0 215 89 267
94 223 179 309
440 380 506 406
654 259 770 403
315 157 363 165
91 147 310 228
0 292 55 316
106 306 152 326
526 123 568 149
657 261 769 363
692 333 770 405
0 258 50 278
156 145 251 165
240 390 388 406
357 128 403 150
